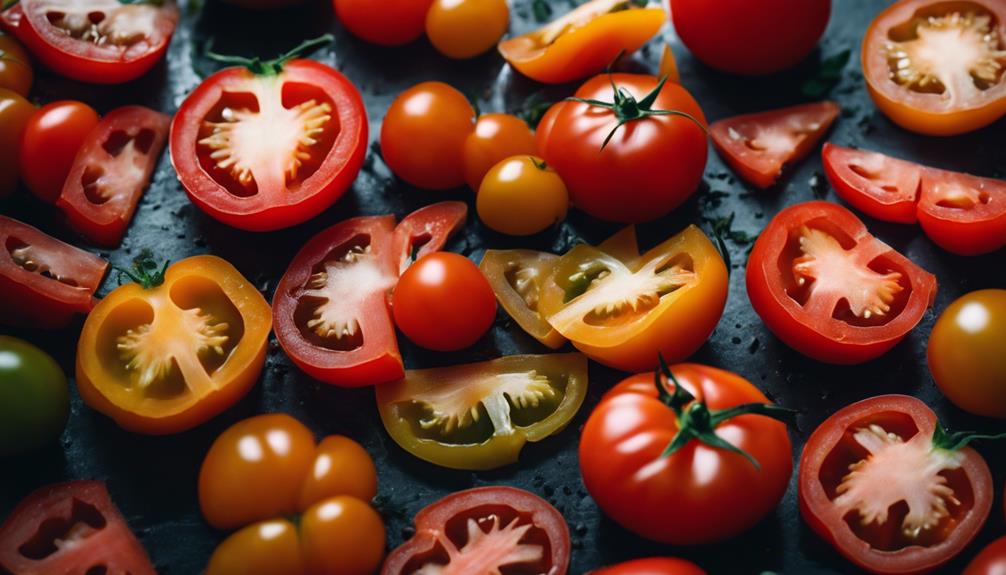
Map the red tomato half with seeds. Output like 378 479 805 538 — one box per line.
381 486 571 575
0 0 178 84
171 59 367 231
746 201 936 364
799 395 995 574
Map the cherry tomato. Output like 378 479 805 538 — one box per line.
334 0 433 46
462 112 537 190
671 0 830 75
965 535 1006 575
928 289 1006 418
0 88 32 198
426 0 508 59
593 557 706 575
0 336 69 456
0 33 32 95
300 496 385 575
19 100 99 203
392 252 496 351
477 156 568 236
381 82 474 190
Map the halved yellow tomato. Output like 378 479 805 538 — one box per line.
480 250 566 349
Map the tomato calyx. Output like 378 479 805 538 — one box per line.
114 249 168 289
205 34 333 76
657 357 796 469
932 424 1006 452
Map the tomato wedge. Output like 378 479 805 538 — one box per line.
711 101 839 189
170 46 367 231
799 395 996 574
479 250 565 349
376 353 588 470
273 202 466 387
538 225 728 372
56 106 170 247
862 0 1006 135
0 215 108 329
822 143 923 224
76 255 272 434
498 0 664 84
746 201 937 364
382 486 571 575
0 481 155 575
0 0 178 84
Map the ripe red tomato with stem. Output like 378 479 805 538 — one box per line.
19 100 99 203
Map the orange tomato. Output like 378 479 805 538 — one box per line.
425 0 508 59
0 88 33 198
0 33 32 96
476 155 568 236
462 113 536 190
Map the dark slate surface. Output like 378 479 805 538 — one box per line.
2 0 1004 573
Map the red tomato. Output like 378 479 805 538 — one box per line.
18 100 99 203
0 0 178 84
0 215 108 329
0 481 155 574
799 395 995 574
170 58 367 231
334 0 432 46
537 73 707 223
382 486 571 575
965 535 1006 575
580 363 793 545
710 101 839 189
593 557 706 575
822 143 923 224
273 202 466 386
392 252 496 351
670 0 830 75
56 106 169 247
746 201 937 364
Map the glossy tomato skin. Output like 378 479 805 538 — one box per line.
822 143 923 224
916 168 1006 256
18 100 99 203
462 112 537 191
593 557 706 575
393 252 496 351
477 155 568 236
0 33 32 95
0 336 69 456
965 536 1006 575
0 88 33 198
537 73 707 223
300 496 386 575
671 0 829 75
206 519 304 575
334 0 432 46
426 0 508 59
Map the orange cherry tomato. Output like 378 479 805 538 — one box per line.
18 100 99 203
300 496 385 575
425 0 508 59
0 33 32 96
0 88 33 198
477 155 568 236
333 0 433 46
380 81 475 190
462 113 536 190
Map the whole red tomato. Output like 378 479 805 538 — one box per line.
593 557 706 575
965 535 1006 575
19 100 99 203
537 74 707 223
580 362 793 545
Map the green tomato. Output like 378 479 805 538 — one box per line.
0 336 70 455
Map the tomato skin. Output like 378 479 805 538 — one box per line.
964 536 1006 575
380 81 474 190
300 496 386 575
426 0 508 59
822 143 923 224
671 0 829 75
537 74 707 223
580 364 792 545
18 100 99 203
916 168 1006 256
0 88 33 198
0 33 32 95
334 0 432 46
462 113 537 191
593 557 707 575
393 252 496 351
206 519 304 575
0 336 69 456
477 155 568 236
479 249 566 349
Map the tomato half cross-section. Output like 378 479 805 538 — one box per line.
746 201 937 364
799 395 998 574
0 215 108 329
382 486 571 575
170 37 367 231
57 106 170 247
710 101 839 189
273 202 466 387
76 254 272 434
479 249 566 349
0 0 179 84
376 353 588 470
822 143 924 224
0 481 156 575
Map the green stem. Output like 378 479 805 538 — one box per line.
114 250 169 290
932 424 1006 452
206 34 334 76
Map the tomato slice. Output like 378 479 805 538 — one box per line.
917 167 1006 256
538 225 728 372
381 486 571 575
479 250 565 349
0 481 155 575
376 353 587 470
746 201 937 364
56 106 170 247
710 101 839 189
76 255 272 434
170 59 367 231
799 395 994 574
0 215 108 329
0 0 178 84
822 143 923 224
273 203 466 387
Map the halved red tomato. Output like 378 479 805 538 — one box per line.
799 395 996 574
822 143 923 224
0 215 108 329
0 481 155 575
273 202 465 387
0 0 178 84
381 486 570 575
170 42 367 231
711 101 839 189
56 106 170 247
746 201 937 364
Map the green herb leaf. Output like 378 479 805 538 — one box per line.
532 0 552 22
802 49 851 98
516 92 554 129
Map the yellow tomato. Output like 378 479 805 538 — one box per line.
462 113 537 191
477 155 568 236
426 0 509 59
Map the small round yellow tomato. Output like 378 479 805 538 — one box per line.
425 0 509 59
928 289 1006 418
206 519 305 575
298 435 378 510
477 155 568 236
462 113 536 191
301 496 386 575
